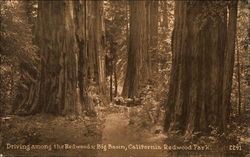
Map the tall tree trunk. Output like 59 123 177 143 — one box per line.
164 1 236 135
74 0 106 114
36 1 79 115
114 55 118 97
110 56 113 101
15 0 107 115
147 0 158 52
146 0 158 75
122 1 148 98
87 1 107 95
237 39 241 116
236 38 241 115
74 0 96 115
221 0 238 129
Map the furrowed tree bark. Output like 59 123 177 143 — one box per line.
87 1 107 95
146 0 158 74
237 39 241 116
221 0 238 130
147 0 158 53
74 0 107 114
164 1 236 135
236 38 241 116
122 1 148 98
87 1 108 107
74 0 96 115
36 1 79 115
14 0 107 115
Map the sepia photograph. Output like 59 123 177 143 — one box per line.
0 0 249 157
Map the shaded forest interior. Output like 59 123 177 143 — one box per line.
0 0 250 157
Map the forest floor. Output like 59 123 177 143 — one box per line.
0 104 166 157
0 113 102 157
1 104 250 157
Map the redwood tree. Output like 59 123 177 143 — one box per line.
86 1 107 95
164 1 238 135
147 0 158 55
18 0 107 115
36 1 79 115
75 0 107 115
122 1 148 98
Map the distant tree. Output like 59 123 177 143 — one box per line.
164 1 238 135
122 1 149 98
104 0 128 100
147 0 158 58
